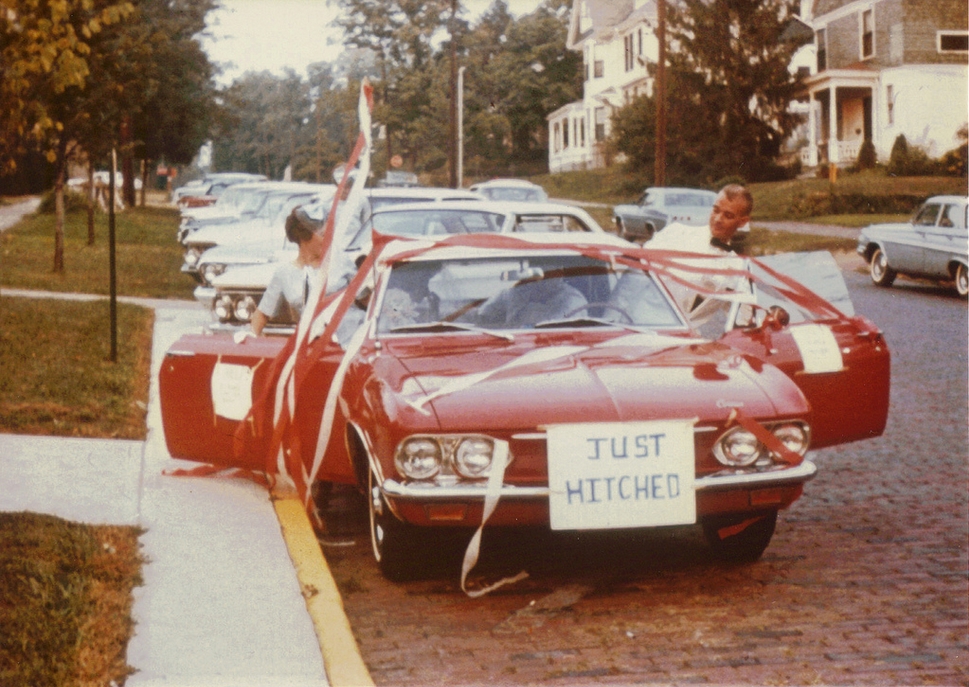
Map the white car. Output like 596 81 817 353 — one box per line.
857 195 969 297
468 178 549 202
180 183 333 279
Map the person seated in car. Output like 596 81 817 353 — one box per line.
477 271 587 328
251 206 325 335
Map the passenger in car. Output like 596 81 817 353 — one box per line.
477 273 587 328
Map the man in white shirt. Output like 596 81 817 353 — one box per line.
646 184 753 335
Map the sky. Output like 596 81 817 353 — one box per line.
202 0 545 86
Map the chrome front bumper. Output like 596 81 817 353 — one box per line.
380 459 817 501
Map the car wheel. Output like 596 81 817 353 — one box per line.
955 263 968 298
702 510 777 564
869 248 896 287
368 470 425 581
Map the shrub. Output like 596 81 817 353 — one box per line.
887 134 939 176
37 188 97 214
856 140 877 170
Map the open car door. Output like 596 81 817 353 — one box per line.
717 252 890 449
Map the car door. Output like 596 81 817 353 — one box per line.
920 202 968 278
901 202 943 273
718 252 890 449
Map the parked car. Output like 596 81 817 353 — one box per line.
178 181 284 243
160 234 890 582
613 187 719 242
856 195 968 297
376 171 421 188
468 178 549 202
174 173 268 209
181 183 331 280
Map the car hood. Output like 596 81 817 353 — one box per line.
380 332 806 431
211 261 278 290
186 218 279 247
199 239 293 267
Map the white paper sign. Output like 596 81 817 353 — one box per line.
210 362 255 421
791 323 843 373
546 420 697 531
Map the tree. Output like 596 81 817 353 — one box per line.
0 0 135 272
611 0 804 185
211 70 311 179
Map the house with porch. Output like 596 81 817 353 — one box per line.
547 0 658 173
797 0 968 168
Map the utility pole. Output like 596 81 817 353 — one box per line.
448 0 459 188
654 0 667 187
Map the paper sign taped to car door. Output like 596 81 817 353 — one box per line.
546 420 696 531
210 362 254 420
791 323 843 373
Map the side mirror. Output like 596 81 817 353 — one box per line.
763 305 790 330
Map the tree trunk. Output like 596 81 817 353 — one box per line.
140 159 148 207
120 116 136 207
87 163 96 246
54 170 65 273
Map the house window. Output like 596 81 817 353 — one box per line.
594 107 607 141
886 85 894 126
594 60 604 78
816 28 827 71
861 9 874 59
638 28 643 56
624 34 633 71
579 119 586 147
938 31 969 53
563 119 570 149
553 122 561 153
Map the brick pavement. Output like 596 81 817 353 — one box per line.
324 270 968 686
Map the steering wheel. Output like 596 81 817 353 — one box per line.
563 302 634 324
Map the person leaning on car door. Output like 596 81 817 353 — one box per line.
251 207 326 336
648 184 753 335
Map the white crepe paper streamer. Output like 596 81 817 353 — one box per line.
460 440 529 597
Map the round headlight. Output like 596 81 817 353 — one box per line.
395 438 441 480
715 428 761 466
201 263 226 285
454 437 494 478
214 294 234 322
772 423 809 455
184 247 202 266
234 296 257 322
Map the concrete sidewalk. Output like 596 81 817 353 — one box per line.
0 296 359 686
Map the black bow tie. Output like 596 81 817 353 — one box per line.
710 237 735 253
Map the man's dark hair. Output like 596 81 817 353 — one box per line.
285 206 323 244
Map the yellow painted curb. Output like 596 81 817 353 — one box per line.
273 493 375 687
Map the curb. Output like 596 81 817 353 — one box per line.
273 491 374 687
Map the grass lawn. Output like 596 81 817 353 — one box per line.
0 297 154 438
0 512 144 687
0 204 194 300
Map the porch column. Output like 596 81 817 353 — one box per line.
828 84 839 164
807 91 818 167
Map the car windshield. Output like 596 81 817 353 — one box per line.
375 254 683 334
666 192 715 207
511 214 592 232
913 203 941 226
349 208 506 251
480 187 546 202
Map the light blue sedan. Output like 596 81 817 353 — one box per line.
857 195 968 298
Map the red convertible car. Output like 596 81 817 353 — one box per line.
160 234 890 581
